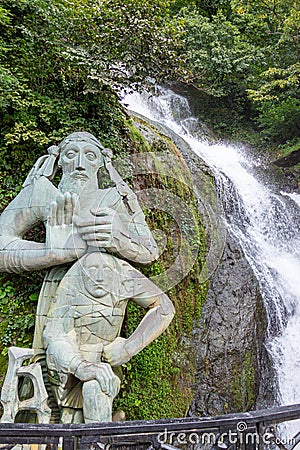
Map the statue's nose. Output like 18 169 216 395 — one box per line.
76 150 86 170
95 273 104 283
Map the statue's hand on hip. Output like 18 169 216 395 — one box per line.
75 360 120 397
46 192 87 263
102 337 131 367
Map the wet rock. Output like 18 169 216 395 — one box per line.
130 111 274 417
189 233 271 416
273 149 300 168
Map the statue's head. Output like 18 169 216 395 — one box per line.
59 132 104 151
82 252 116 299
23 131 114 190
58 132 109 181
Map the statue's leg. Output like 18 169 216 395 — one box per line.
60 407 83 423
82 380 113 423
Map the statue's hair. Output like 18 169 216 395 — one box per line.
59 132 102 150
58 132 113 159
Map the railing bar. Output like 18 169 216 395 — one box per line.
289 431 300 450
0 437 59 444
62 437 76 450
0 404 299 440
1 416 300 438
78 428 221 444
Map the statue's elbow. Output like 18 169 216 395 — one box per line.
134 245 159 265
148 245 159 263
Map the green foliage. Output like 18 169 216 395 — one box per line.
68 0 186 89
248 63 300 143
239 0 300 144
254 97 300 142
0 2 127 185
231 351 256 411
180 9 258 97
172 0 299 147
0 0 186 191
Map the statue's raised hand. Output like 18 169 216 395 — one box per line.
46 192 87 263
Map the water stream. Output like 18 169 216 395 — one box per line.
121 86 300 429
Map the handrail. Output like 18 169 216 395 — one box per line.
0 403 299 449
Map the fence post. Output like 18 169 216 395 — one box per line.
62 437 76 450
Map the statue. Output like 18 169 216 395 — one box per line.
0 132 175 423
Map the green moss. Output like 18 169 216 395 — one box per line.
113 118 208 419
230 351 256 412
124 118 151 153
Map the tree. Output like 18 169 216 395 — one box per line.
173 0 299 144
179 8 260 97
236 0 300 142
67 0 185 90
0 0 185 187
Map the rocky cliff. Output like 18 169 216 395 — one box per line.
132 113 270 417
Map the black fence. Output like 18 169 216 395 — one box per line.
0 404 300 450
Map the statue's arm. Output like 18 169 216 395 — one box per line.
115 206 159 264
0 183 86 273
0 187 52 273
102 293 175 367
43 313 119 396
43 316 83 374
0 235 83 273
74 204 159 265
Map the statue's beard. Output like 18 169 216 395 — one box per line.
58 172 99 196
58 175 87 194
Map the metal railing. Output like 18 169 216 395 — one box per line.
0 403 299 450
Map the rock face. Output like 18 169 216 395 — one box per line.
131 113 272 417
189 233 270 416
273 149 300 168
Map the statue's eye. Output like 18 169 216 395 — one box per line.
65 150 76 159
86 151 97 161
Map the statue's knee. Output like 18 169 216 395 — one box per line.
82 379 100 399
82 379 112 423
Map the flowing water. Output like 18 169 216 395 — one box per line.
121 86 300 436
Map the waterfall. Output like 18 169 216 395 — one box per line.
121 86 300 422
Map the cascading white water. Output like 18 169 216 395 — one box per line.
121 86 300 430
